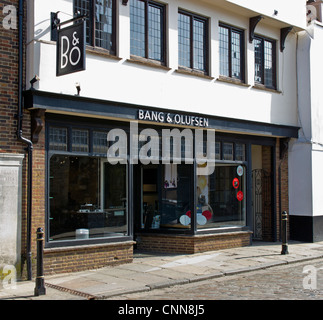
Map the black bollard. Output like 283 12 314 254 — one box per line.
34 227 46 296
281 211 289 255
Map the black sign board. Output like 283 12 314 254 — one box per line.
56 21 86 77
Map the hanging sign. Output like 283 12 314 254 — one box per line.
56 21 86 77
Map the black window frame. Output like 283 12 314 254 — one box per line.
178 9 209 75
130 0 167 65
73 0 117 55
219 23 245 82
254 35 277 90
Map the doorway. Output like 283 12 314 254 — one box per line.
251 145 273 241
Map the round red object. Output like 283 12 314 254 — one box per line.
237 191 244 201
202 210 212 220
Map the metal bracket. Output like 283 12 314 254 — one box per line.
50 11 87 41
249 15 263 43
280 26 293 52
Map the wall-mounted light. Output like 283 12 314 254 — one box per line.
122 0 129 5
76 82 81 96
30 75 40 89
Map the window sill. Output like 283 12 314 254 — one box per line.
216 76 250 87
127 55 171 71
252 84 282 94
175 67 214 80
86 46 122 60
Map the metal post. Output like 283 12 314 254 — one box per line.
34 228 46 296
281 211 289 255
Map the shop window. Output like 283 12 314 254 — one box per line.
196 164 246 229
49 155 127 242
73 0 116 54
178 10 208 74
235 143 245 161
130 0 166 63
223 142 233 160
140 164 193 230
72 129 89 152
93 131 108 154
49 127 67 151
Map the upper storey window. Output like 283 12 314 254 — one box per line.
219 23 245 82
130 0 166 64
254 35 277 90
178 10 209 74
74 0 116 54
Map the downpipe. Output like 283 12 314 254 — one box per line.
17 0 33 281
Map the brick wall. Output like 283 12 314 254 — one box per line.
43 241 135 275
260 139 289 242
0 0 32 278
136 231 252 254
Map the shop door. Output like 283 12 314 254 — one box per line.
252 169 271 240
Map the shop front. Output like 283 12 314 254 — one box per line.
24 89 298 273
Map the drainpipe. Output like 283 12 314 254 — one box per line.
17 0 33 281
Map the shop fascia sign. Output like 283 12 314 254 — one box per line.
55 14 86 77
138 109 209 128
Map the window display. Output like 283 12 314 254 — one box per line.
49 155 127 241
196 164 246 229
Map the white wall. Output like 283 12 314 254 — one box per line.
26 0 302 129
289 22 323 218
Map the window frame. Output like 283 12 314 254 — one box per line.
219 22 245 83
45 119 131 248
178 9 209 75
254 35 277 90
73 0 117 55
130 0 167 65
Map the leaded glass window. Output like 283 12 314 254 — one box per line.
219 23 244 81
130 0 166 63
254 35 276 89
178 10 208 73
74 0 116 53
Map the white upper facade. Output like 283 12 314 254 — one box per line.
26 0 307 131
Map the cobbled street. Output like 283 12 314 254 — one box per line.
110 258 323 300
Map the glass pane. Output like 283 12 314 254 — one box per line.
264 39 274 88
231 30 241 79
49 127 67 151
103 162 127 234
160 164 193 229
214 142 221 160
93 131 108 154
235 143 245 161
95 0 114 51
148 4 163 61
72 129 89 152
219 26 229 77
178 12 191 68
74 0 91 44
197 165 246 229
193 18 206 71
49 155 127 241
223 142 233 161
130 0 146 57
254 38 263 84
